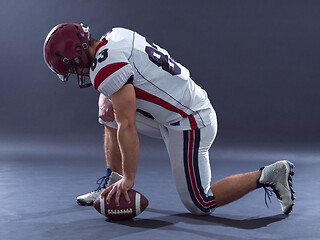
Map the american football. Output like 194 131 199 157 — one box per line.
93 189 149 220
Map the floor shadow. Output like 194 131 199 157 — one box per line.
174 213 288 229
106 218 173 229
115 207 287 230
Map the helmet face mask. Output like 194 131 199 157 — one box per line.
55 54 92 88
43 23 93 88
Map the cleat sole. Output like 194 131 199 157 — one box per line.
77 199 94 206
284 160 295 215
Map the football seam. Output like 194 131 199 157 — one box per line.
108 208 133 215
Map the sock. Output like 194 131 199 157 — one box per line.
256 167 265 189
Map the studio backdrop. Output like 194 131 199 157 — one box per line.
1 0 319 148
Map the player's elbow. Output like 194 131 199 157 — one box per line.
117 118 136 130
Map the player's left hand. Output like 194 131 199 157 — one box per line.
101 177 135 207
98 93 115 122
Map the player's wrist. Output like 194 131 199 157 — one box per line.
123 174 135 182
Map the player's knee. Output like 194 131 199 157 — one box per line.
180 198 215 216
188 206 213 216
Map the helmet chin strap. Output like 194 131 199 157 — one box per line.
75 30 93 88
77 30 92 66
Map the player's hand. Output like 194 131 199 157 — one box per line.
101 177 135 207
98 94 115 122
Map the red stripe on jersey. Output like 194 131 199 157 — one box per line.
94 62 128 91
188 115 198 130
134 87 198 129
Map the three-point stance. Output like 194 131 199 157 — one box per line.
43 23 295 215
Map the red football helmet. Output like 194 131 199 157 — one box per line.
43 23 92 88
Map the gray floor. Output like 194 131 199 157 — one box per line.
0 136 319 240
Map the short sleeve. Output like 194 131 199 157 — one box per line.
90 48 134 98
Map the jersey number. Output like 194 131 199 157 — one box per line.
145 39 181 76
91 49 109 71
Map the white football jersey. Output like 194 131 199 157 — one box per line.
90 27 215 130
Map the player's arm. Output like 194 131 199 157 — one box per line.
112 83 139 181
101 83 139 206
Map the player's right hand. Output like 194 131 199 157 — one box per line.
101 177 135 207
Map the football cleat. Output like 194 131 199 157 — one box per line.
257 160 295 215
77 168 123 206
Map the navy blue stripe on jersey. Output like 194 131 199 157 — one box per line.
183 131 205 212
183 130 216 213
192 130 216 206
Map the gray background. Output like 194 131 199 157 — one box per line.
1 1 320 240
1 0 319 148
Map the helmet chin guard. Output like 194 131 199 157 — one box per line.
43 23 93 88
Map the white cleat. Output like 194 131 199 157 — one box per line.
258 160 295 215
76 169 123 206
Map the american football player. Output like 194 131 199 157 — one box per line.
43 23 295 215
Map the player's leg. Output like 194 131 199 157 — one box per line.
162 120 295 214
163 123 261 214
160 123 217 215
135 111 162 139
211 160 295 214
211 170 261 207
